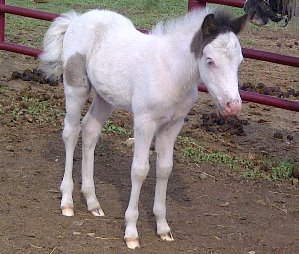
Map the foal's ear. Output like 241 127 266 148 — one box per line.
230 14 248 34
201 14 217 38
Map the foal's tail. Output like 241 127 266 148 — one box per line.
39 11 79 78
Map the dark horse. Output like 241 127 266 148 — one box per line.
244 0 298 26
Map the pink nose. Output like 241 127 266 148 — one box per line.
223 100 242 116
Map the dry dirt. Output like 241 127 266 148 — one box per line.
0 24 299 254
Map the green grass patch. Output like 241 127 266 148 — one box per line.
177 136 298 180
1 95 64 126
103 120 131 135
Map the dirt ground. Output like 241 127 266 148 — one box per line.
0 23 299 254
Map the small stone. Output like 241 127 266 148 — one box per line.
199 173 207 179
87 233 96 237
286 135 294 141
5 145 14 152
292 178 299 186
24 114 34 123
125 138 135 147
220 202 229 207
71 220 84 228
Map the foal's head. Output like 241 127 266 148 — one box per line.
191 11 247 117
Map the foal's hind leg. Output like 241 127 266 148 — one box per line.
60 85 90 216
81 94 112 216
154 118 184 241
60 53 90 216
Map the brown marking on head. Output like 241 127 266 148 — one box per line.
191 11 248 58
64 53 90 88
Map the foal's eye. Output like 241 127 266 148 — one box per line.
206 57 214 66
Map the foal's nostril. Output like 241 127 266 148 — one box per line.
225 100 241 112
225 101 233 113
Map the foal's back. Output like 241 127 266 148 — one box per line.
63 10 137 59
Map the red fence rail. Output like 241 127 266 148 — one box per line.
0 0 298 111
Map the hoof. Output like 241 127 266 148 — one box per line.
62 207 74 216
125 238 140 249
91 208 105 217
160 232 174 241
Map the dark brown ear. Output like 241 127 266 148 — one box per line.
230 14 248 34
201 14 217 38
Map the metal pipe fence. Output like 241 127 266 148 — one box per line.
0 0 298 111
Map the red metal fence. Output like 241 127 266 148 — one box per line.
0 0 298 111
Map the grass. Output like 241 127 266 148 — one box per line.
177 136 298 180
0 95 64 126
103 120 131 135
4 0 188 48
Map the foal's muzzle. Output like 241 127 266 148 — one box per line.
219 99 242 117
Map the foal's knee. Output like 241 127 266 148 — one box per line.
156 163 173 179
131 164 150 182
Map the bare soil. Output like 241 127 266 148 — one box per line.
0 25 299 254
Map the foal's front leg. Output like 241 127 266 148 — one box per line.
124 117 157 249
154 118 184 241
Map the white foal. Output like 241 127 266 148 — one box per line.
40 8 247 249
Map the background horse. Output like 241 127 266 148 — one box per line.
244 0 298 26
40 8 247 249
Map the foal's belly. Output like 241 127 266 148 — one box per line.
87 68 133 111
94 81 133 111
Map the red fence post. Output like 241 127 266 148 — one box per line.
0 0 5 43
188 0 206 10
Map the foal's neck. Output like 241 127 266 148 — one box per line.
165 35 200 91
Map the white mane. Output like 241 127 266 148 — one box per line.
151 8 212 36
